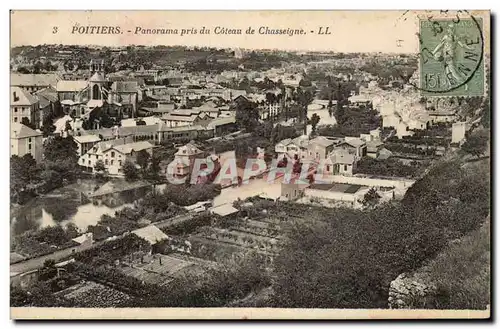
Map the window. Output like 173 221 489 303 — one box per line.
326 165 330 172
88 160 91 165
28 144 32 150
119 160 122 166
111 151 115 158
105 159 109 165
28 138 32 142
14 107 18 113
111 160 114 165
344 165 348 171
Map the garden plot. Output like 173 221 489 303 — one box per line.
231 220 281 238
117 254 196 286
58 280 132 307
189 236 275 263
205 227 280 250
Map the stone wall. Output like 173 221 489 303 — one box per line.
388 270 437 309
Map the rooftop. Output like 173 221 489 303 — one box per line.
89 72 106 82
111 81 139 93
310 136 335 148
11 123 42 139
210 204 239 217
175 142 203 156
56 80 88 92
73 134 101 144
11 73 60 87
112 141 154 155
328 149 356 165
11 86 38 106
131 226 169 245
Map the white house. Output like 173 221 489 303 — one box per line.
10 123 43 163
79 137 153 175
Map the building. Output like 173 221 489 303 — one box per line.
275 136 310 161
452 122 468 144
324 149 357 176
365 140 384 158
162 109 206 128
11 73 60 93
34 86 59 127
336 138 367 160
73 134 102 157
11 86 40 128
79 137 154 175
429 110 457 123
167 142 205 177
348 94 373 108
108 81 140 116
280 181 309 201
307 136 338 162
206 116 237 136
10 123 43 162
131 226 169 246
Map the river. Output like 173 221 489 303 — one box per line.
10 179 165 238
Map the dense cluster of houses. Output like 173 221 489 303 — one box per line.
275 128 382 177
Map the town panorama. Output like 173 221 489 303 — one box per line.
10 44 490 310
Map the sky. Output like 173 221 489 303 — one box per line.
10 10 490 54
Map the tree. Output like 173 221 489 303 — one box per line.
461 131 489 158
41 136 79 189
123 160 139 181
20 117 36 130
362 187 381 207
10 154 39 203
144 152 162 181
94 160 106 180
294 87 314 135
65 121 72 132
136 150 151 171
38 259 58 281
310 113 321 134
299 78 312 87
235 102 260 132
41 113 56 137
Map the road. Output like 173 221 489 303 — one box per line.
10 214 194 276
10 240 104 275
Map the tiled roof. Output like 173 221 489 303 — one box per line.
112 141 154 155
111 81 139 93
10 123 42 139
56 80 88 92
131 226 169 245
310 136 335 148
175 142 203 156
11 73 60 87
73 134 101 144
328 149 355 165
342 138 366 148
11 87 38 106
34 86 58 107
89 72 106 82
162 113 200 122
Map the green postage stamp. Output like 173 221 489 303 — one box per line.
419 17 484 97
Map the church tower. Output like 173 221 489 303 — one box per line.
88 59 106 100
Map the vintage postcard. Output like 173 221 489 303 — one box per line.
9 10 491 320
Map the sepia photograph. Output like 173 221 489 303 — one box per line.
8 9 491 320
